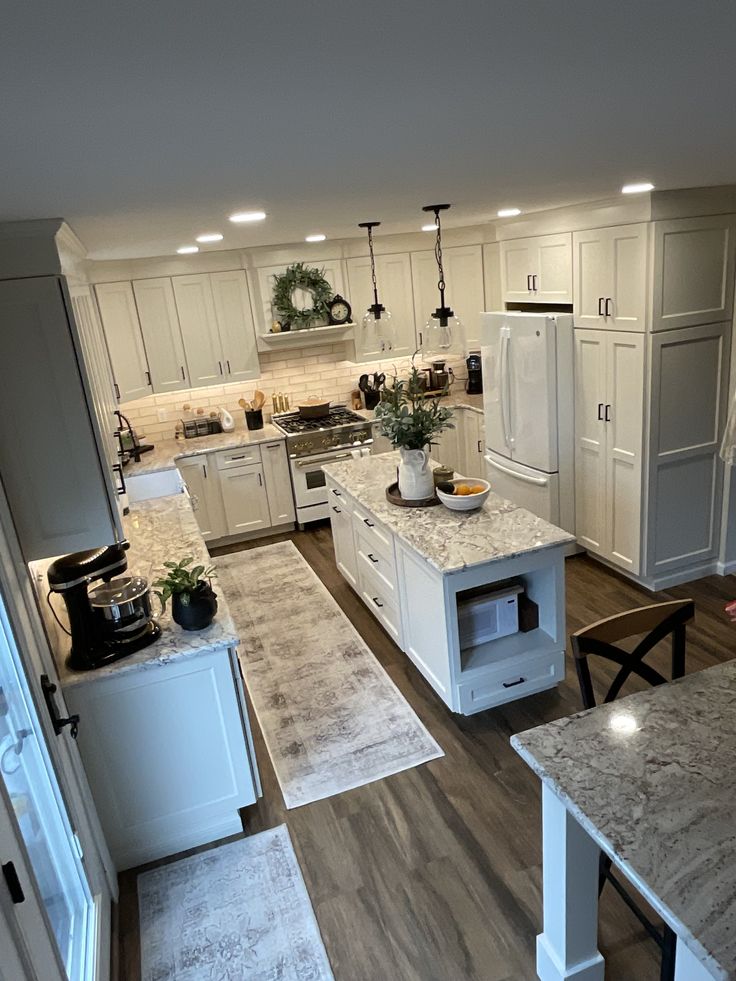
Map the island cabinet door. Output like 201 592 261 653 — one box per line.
64 648 257 870
327 485 358 590
177 457 226 541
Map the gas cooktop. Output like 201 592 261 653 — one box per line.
272 406 366 434
271 405 373 458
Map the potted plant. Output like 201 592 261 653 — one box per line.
153 557 218 631
375 366 454 500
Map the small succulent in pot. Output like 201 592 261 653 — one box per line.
153 557 218 631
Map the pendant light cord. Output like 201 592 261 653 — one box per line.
433 206 447 309
367 225 380 308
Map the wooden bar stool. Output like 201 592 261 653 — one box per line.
571 598 695 981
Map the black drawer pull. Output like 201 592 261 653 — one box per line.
364 519 375 528
372 596 384 608
367 553 379 564
502 677 526 689
332 488 341 496
2 862 24 904
332 506 341 513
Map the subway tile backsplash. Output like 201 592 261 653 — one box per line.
120 346 469 441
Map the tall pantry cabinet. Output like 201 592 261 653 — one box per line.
572 212 735 588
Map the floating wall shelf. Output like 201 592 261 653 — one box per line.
257 322 356 352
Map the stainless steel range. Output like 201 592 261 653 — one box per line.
271 406 373 527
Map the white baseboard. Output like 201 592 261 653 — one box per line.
580 552 721 591
716 559 736 576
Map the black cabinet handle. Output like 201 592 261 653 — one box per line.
257 472 262 487
180 365 186 380
332 488 341 496
527 274 533 291
502 677 526 689
145 370 151 386
332 505 341 513
114 428 125 460
112 463 126 497
532 274 538 291
2 862 24 904
203 463 207 479
226 359 231 374
605 404 612 422
605 297 613 317
597 403 604 420
40 675 79 739
372 597 384 608
477 439 483 453
113 381 121 401
367 553 379 564
598 297 605 316
218 361 223 375
364 519 375 528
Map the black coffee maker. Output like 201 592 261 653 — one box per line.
466 353 483 395
47 542 160 671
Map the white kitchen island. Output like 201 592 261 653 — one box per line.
323 453 575 715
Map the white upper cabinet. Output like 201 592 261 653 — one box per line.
573 224 648 331
346 252 416 361
651 216 736 331
132 278 190 392
500 233 572 305
209 270 260 383
256 259 347 334
411 245 484 353
95 282 151 402
171 274 224 387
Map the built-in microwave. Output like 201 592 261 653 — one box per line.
457 583 524 648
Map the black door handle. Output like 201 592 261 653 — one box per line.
597 403 604 420
532 274 538 291
367 553 379 564
2 862 24 904
364 519 375 528
605 404 612 422
605 297 613 317
372 597 384 608
332 506 341 513
527 274 533 291
598 297 605 316
113 381 121 401
40 675 80 739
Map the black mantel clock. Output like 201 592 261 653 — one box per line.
327 294 352 325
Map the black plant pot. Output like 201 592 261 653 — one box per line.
172 583 218 631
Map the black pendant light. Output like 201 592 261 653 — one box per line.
420 203 464 356
358 221 394 351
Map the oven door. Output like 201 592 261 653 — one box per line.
290 447 369 515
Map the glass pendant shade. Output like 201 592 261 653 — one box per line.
362 306 394 352
421 311 464 358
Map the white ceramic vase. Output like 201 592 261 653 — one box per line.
398 447 434 500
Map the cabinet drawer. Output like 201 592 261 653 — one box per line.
358 569 401 646
354 524 398 598
216 445 262 470
458 650 565 714
351 503 394 563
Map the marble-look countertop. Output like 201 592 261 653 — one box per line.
322 452 573 575
357 391 484 422
124 423 285 477
34 495 240 690
512 662 736 980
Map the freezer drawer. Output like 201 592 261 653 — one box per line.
485 450 560 525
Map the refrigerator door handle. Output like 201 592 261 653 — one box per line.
499 326 513 449
484 454 549 486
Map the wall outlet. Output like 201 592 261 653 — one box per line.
157 408 168 422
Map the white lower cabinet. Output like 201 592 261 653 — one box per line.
328 488 358 589
64 647 259 870
219 464 271 534
462 411 486 479
261 441 296 525
574 329 645 574
177 456 226 541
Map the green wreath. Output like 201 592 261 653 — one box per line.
272 262 333 330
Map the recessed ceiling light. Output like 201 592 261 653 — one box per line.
422 223 438 232
176 245 199 254
497 207 521 218
305 234 326 243
196 232 224 243
621 182 654 194
229 210 267 223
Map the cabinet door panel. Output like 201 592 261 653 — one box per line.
133 278 190 392
574 330 607 554
210 271 260 383
462 412 485 479
500 240 534 302
261 440 295 525
608 224 647 331
573 230 608 328
606 333 644 572
177 457 225 540
220 465 271 534
171 274 224 388
95 282 151 401
347 253 416 361
535 233 572 303
329 497 358 589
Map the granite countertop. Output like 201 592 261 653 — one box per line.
322 452 573 574
35 495 240 690
357 391 484 422
511 662 736 980
125 423 285 477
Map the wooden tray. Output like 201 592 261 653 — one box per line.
386 482 441 508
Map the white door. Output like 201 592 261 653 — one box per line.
0 584 96 981
500 239 536 302
411 246 484 351
177 457 225 540
535 233 573 303
209 271 260 384
220 465 271 534
94 282 151 402
261 441 296 525
480 314 509 459
485 448 561 523
132 279 190 392
347 253 416 360
329 498 358 589
572 229 609 328
171 275 225 388
505 315 559 472
462 413 486 479
574 330 608 553
607 223 648 331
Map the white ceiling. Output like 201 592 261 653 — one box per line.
3 1 736 259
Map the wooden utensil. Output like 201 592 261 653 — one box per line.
238 398 248 410
253 389 266 410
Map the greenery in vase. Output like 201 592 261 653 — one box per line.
374 366 454 450
153 557 216 611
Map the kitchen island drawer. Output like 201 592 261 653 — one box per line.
355 524 398 598
457 649 565 714
216 445 262 469
358 568 402 646
351 502 394 563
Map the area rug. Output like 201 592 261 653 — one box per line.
217 542 443 809
138 825 333 981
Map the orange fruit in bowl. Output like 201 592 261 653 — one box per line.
469 484 486 494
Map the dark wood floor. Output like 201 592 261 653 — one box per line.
117 526 736 980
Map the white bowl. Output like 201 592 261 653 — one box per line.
436 478 491 511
